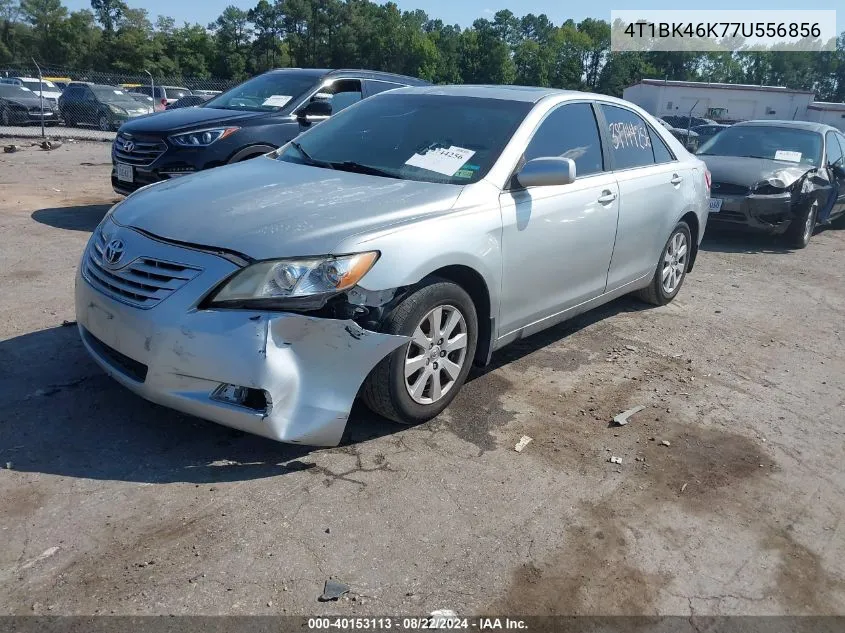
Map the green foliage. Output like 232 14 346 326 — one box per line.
0 0 841 101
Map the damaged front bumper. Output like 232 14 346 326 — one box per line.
708 191 798 233
74 224 408 446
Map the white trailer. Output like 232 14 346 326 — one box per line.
623 79 815 123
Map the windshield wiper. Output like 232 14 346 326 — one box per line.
290 141 334 169
328 161 400 179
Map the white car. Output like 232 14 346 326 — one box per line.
0 77 63 107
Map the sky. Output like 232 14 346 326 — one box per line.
59 0 844 32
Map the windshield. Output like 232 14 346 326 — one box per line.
0 84 33 98
697 126 822 166
276 93 532 185
165 87 191 99
19 79 57 92
91 86 135 104
204 73 318 112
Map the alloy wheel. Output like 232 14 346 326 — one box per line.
662 230 688 295
404 305 468 405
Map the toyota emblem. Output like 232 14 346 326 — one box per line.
122 140 135 153
103 239 126 267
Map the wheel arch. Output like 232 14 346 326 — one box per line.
227 144 277 164
423 264 494 368
680 211 700 272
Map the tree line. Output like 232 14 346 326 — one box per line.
1 0 844 100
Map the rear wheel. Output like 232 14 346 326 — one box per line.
784 200 818 249
636 221 692 306
362 279 478 425
1 107 10 126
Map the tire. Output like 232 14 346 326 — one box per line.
784 200 818 249
1 107 9 126
636 221 692 306
97 113 111 132
362 279 478 425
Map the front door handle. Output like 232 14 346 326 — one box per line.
670 174 683 185
597 190 617 204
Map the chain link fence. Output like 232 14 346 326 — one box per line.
1 63 238 142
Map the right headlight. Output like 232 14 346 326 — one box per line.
170 127 240 147
207 252 379 309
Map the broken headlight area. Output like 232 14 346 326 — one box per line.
203 252 380 311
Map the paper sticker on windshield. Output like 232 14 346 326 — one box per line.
774 150 801 163
454 169 474 179
262 95 292 107
113 90 124 95
405 146 476 176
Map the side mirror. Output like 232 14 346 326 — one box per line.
515 157 576 188
297 97 332 120
831 162 845 179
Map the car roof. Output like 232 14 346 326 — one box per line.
382 84 653 108
261 67 429 85
735 120 834 134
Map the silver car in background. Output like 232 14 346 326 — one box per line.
75 85 710 446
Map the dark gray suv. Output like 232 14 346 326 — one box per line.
111 68 429 195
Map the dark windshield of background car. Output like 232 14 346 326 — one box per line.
277 93 533 185
204 73 320 112
0 85 33 98
90 86 136 103
697 126 822 166
165 88 191 99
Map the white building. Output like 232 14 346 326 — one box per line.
623 79 816 123
803 102 845 132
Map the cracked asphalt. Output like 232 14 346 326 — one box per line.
1 140 844 616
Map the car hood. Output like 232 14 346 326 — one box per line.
699 155 812 187
3 94 44 108
118 106 266 133
112 159 464 260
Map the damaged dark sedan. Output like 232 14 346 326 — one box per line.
697 121 845 248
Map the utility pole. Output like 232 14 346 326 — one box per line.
32 58 45 138
145 69 155 110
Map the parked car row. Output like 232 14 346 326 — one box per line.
9 66 828 447
0 75 222 128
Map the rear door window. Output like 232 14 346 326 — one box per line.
365 80 406 97
523 102 605 177
165 88 191 100
649 127 675 164
826 132 843 166
601 104 657 170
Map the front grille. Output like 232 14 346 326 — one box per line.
81 327 148 383
712 182 750 196
83 229 202 309
113 133 167 167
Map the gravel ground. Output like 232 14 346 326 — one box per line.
1 140 844 617
1 125 115 143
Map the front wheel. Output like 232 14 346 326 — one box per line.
97 113 111 132
784 200 817 249
1 107 10 126
362 279 478 425
636 221 692 306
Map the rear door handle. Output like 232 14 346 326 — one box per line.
597 191 617 204
670 174 683 185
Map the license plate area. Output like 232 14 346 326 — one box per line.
116 163 134 183
709 198 723 213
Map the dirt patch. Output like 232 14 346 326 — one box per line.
435 372 518 453
493 502 669 615
764 530 845 614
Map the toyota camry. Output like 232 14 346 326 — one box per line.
76 85 710 446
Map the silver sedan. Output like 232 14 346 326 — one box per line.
76 85 711 446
